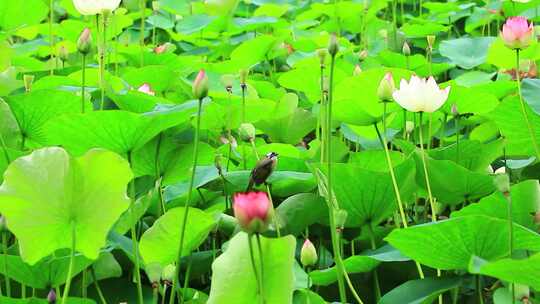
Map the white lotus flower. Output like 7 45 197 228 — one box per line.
392 76 450 113
73 0 121 15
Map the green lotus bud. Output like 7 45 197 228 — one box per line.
377 72 395 102
402 41 411 56
77 28 92 55
239 123 256 142
300 239 318 267
334 209 348 231
152 1 160 11
317 48 327 66
161 264 176 283
23 74 35 92
192 69 209 100
405 121 414 134
327 33 339 57
239 68 249 85
427 35 436 48
494 173 510 195
58 46 69 62
451 104 459 117
353 64 362 76
220 74 234 92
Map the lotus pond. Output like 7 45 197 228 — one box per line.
2 0 540 303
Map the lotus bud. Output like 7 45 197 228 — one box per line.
300 239 318 267
58 46 69 62
152 1 160 11
333 209 348 232
358 49 368 60
77 28 92 55
494 173 511 195
501 17 535 50
192 69 209 100
377 72 395 102
402 41 411 56
405 121 414 134
154 44 167 54
161 264 176 284
451 103 459 117
328 33 339 57
47 289 57 304
138 83 156 96
220 74 234 92
239 68 249 85
233 192 272 234
214 153 223 175
23 74 35 92
316 49 327 66
353 64 362 76
239 123 256 142
426 35 436 49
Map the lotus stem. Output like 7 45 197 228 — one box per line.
515 49 540 161
1 232 9 297
90 267 107 304
127 151 144 304
180 254 193 304
367 224 381 301
81 54 86 113
247 234 264 304
49 0 55 75
140 0 145 67
61 224 76 304
98 13 107 110
169 98 203 304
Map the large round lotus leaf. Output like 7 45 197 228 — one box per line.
207 232 296 304
386 215 540 271
0 147 132 264
139 207 216 266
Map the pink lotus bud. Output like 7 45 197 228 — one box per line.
501 16 535 50
47 289 57 303
233 192 272 234
137 83 155 96
377 72 395 102
328 33 339 57
192 69 209 100
77 28 92 55
300 239 318 267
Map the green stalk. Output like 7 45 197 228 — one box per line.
476 275 484 304
0 133 10 171
392 0 398 48
99 14 107 110
418 112 442 303
255 234 265 298
127 151 144 304
180 255 193 304
503 190 515 300
455 115 460 164
247 234 264 304
325 53 348 304
21 284 25 298
90 267 108 304
154 133 165 215
2 232 9 297
169 98 203 304
241 85 247 170
152 287 159 304
61 224 76 304
81 54 86 113
440 113 447 148
367 224 381 302
140 0 145 67
161 285 167 304
515 49 540 160
81 269 87 298
49 0 55 75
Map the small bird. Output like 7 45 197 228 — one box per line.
246 152 278 191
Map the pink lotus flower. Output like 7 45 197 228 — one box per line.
154 44 167 54
233 192 271 234
392 76 450 113
137 83 155 96
501 16 534 50
300 239 318 267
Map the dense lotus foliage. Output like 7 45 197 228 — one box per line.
2 0 540 303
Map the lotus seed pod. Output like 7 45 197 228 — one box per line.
77 28 92 55
239 68 249 85
58 46 69 62
300 239 318 267
239 123 256 142
23 74 35 92
328 33 339 57
220 74 234 92
152 1 160 11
